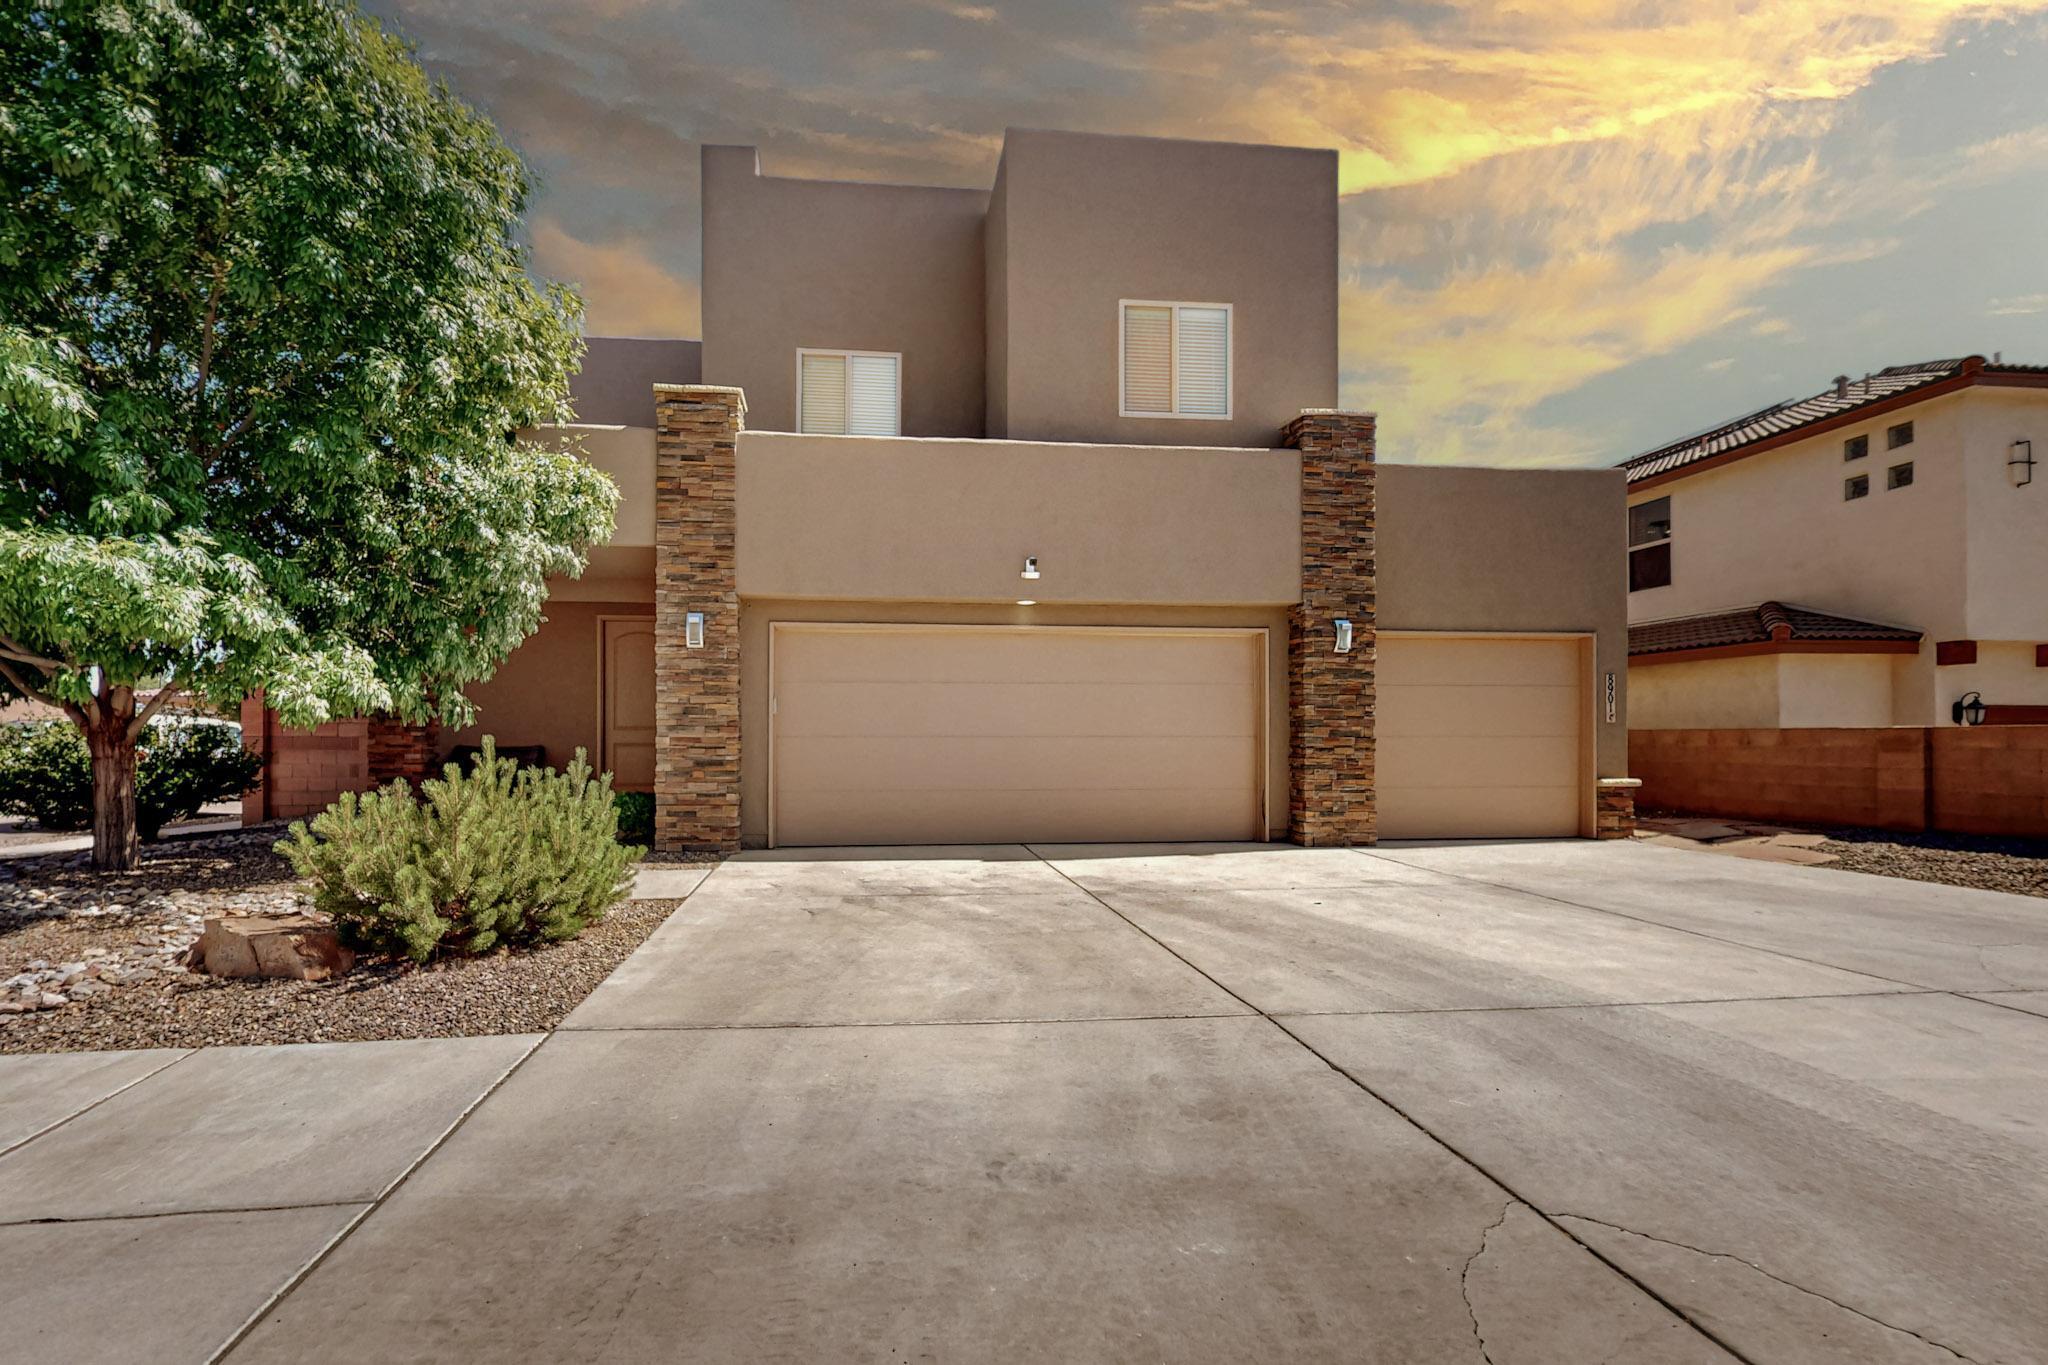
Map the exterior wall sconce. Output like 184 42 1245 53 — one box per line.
1333 618 1353 653
685 612 705 649
1021 556 1040 581
2011 439 2035 487
1952 690 1987 726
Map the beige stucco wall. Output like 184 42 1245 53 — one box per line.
1626 390 1969 638
990 129 1337 448
1375 464 1629 777
733 431 1301 605
1960 388 2048 640
1780 653 1899 727
739 599 1292 847
1626 385 2048 724
443 600 654 772
700 145 989 438
1629 655 1782 729
523 424 655 548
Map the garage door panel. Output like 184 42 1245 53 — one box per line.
1377 786 1582 841
772 627 1263 846
1376 636 1582 688
1376 736 1581 789
776 680 1258 740
776 786 1259 848
1376 636 1584 840
778 735 1259 794
776 630 1249 686
1375 685 1578 740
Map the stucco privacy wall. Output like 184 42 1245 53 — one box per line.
734 432 1299 605
990 129 1338 448
1629 653 1900 729
1376 463 1629 778
738 600 1293 847
700 145 988 437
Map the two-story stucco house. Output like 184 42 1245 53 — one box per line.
1622 357 2048 731
246 128 1634 848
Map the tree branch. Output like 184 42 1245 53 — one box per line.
127 681 184 740
0 634 69 673
0 657 85 728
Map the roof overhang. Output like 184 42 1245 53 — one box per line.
1630 638 1923 666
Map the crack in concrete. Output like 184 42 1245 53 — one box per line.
1970 944 2029 992
1555 1213 1979 1364
1459 1200 1515 1364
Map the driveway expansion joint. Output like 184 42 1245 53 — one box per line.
0 1048 196 1161
1554 1212 1981 1364
1027 846 1754 1365
206 1032 551 1365
0 1198 369 1229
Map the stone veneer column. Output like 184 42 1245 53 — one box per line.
1281 411 1378 846
1596 777 1640 839
652 384 746 852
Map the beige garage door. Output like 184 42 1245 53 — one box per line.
1377 635 1585 839
771 625 1265 847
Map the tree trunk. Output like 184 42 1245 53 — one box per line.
86 711 141 872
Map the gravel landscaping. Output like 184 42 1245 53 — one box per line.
0 829 694 1053
1814 827 2048 900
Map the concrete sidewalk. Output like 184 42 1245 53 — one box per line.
2 840 2043 1362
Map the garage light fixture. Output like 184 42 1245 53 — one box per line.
2012 439 2035 487
685 612 705 649
1334 618 1353 653
1952 690 1987 727
1021 556 1040 581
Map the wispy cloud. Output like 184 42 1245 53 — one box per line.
530 219 701 336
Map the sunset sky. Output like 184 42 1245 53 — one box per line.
364 1 2048 467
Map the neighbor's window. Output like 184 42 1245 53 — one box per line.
1845 473 1870 500
1844 434 1868 461
797 349 900 436
1121 301 1231 419
1628 495 1672 592
1887 421 1914 450
1888 461 1914 490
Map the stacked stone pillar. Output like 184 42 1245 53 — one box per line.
1281 411 1378 846
652 384 747 852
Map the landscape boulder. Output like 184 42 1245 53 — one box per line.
196 915 355 981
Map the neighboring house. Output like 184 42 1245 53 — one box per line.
1621 357 2048 730
248 128 1631 847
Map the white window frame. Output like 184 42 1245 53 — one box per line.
794 347 903 436
1118 299 1233 421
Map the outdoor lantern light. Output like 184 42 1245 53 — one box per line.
1952 690 1987 727
685 612 705 649
2011 439 2035 487
1021 556 1040 580
1334 618 1353 653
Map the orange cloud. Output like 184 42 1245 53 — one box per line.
529 219 700 337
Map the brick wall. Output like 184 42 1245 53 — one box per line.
1281 410 1377 846
652 385 746 853
1631 726 2048 838
240 700 441 824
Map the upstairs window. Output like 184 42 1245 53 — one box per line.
1628 495 1672 592
1844 434 1868 461
1845 474 1870 500
798 350 900 435
1888 461 1914 490
1887 420 1914 450
1120 301 1231 419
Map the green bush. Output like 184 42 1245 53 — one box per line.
612 790 654 846
279 739 640 963
0 718 261 839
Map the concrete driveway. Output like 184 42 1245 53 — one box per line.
5 840 2046 1363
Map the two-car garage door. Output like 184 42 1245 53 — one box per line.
767 624 1586 846
770 625 1266 846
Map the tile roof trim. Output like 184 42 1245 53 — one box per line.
1621 358 2048 491
1629 600 1922 665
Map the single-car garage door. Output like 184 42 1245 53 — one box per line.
770 624 1265 846
1376 634 1586 839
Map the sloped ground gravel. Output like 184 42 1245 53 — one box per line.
1816 827 2048 900
0 829 687 1053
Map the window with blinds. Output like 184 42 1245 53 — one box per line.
797 350 900 435
1120 301 1231 419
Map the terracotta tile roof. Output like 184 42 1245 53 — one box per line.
1619 355 2048 486
1629 602 1922 658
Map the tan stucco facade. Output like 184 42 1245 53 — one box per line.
700 146 989 437
1627 384 2048 727
442 599 655 774
1377 463 1630 779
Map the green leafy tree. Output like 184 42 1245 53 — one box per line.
0 1 615 869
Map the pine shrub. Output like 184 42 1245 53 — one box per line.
279 739 640 964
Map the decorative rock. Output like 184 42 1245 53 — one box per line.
38 992 67 1009
197 915 354 981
